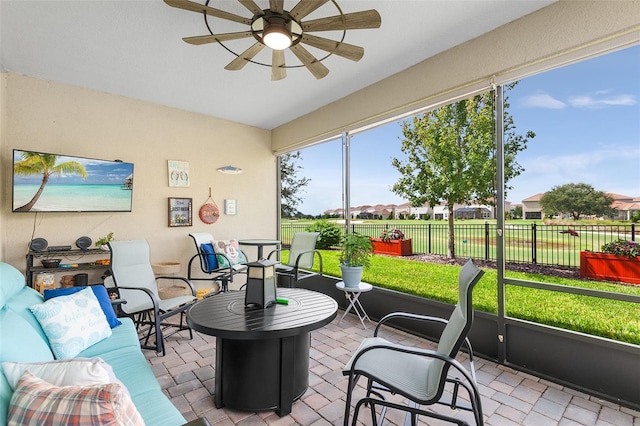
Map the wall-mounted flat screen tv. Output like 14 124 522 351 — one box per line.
12 149 134 213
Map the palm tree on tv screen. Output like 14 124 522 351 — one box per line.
14 152 88 212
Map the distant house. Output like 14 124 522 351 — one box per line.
522 193 545 220
325 202 434 220
608 194 640 220
397 202 432 219
323 208 344 218
454 206 491 219
433 200 509 220
521 192 640 220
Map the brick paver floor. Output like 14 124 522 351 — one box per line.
146 310 640 425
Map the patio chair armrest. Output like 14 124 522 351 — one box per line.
187 251 242 283
114 285 161 315
293 249 323 274
267 248 286 260
375 311 448 335
109 298 126 308
156 275 196 296
214 253 243 281
187 253 203 280
345 342 460 376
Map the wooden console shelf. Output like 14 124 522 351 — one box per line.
26 248 111 288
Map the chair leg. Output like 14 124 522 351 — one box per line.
137 311 154 349
369 399 378 426
153 309 164 356
184 311 193 339
366 378 374 397
220 277 229 292
343 373 360 426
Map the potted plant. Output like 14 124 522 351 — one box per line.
95 232 115 250
339 232 373 288
580 239 640 285
370 228 413 256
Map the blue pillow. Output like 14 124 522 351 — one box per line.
200 243 219 272
44 285 121 328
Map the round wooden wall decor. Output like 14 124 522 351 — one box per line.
199 188 220 224
199 202 220 224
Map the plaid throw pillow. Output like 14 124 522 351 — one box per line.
7 371 144 426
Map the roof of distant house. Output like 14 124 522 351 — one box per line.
606 193 635 201
523 193 545 202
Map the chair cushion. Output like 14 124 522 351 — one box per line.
200 243 219 272
212 240 247 268
29 287 112 359
7 371 144 426
44 285 121 328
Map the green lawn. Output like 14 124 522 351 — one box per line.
289 250 640 345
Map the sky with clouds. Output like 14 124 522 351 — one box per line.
295 45 640 215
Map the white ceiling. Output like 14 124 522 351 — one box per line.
0 0 555 130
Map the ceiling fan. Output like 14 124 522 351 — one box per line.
164 0 381 80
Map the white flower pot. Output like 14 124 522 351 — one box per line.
340 265 363 288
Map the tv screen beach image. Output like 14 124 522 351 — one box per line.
12 150 134 212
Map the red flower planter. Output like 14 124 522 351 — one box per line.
370 238 413 256
579 251 640 285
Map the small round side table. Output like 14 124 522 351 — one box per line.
336 281 373 329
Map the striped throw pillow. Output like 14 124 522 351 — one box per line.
7 371 144 426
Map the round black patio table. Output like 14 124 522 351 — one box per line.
187 288 338 416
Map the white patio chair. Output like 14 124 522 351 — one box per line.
109 240 196 356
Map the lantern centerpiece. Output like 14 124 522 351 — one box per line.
244 259 278 309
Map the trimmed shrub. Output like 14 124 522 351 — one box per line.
306 220 342 249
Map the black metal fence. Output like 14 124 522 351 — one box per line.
281 222 636 268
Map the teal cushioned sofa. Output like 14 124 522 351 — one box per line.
0 262 187 425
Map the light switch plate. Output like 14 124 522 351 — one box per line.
224 199 237 215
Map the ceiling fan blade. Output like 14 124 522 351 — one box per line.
302 10 382 32
237 0 262 15
225 42 266 70
183 31 253 45
289 0 330 21
164 0 251 25
300 34 364 61
290 44 329 79
269 0 284 14
271 50 286 81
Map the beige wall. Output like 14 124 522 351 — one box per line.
272 1 640 153
0 73 275 285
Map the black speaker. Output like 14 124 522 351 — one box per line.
74 273 89 287
29 238 48 252
75 236 92 251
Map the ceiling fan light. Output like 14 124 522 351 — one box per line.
263 19 292 50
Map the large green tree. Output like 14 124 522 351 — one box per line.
540 183 613 220
14 152 87 212
391 86 534 258
280 151 310 218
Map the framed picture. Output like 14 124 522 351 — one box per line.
168 197 192 227
168 160 190 187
